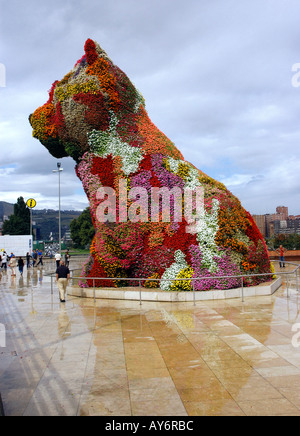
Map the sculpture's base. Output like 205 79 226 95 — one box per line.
68 277 282 302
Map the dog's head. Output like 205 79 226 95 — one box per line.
29 39 150 162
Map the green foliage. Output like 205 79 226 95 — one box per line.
40 136 68 159
2 197 30 235
70 207 95 249
268 234 300 250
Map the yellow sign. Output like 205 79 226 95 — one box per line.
27 198 37 209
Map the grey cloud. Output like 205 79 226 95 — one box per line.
1 0 300 213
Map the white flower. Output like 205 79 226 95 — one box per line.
166 157 201 190
87 112 144 176
196 199 220 272
185 167 201 190
160 250 188 291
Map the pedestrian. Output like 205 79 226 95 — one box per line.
1 252 7 271
36 250 43 267
55 252 61 269
26 252 32 268
32 250 38 267
9 255 17 276
277 245 287 268
18 257 24 276
56 260 70 303
64 250 70 267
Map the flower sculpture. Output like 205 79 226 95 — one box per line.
29 39 271 291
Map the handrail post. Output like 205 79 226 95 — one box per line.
241 277 244 303
192 279 196 306
139 280 142 306
51 275 53 295
93 278 96 303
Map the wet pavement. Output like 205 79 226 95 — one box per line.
1 259 300 416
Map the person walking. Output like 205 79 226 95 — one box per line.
56 260 70 303
36 250 44 267
9 255 17 276
18 257 24 276
32 250 38 267
277 245 287 268
26 252 32 268
64 250 70 268
55 252 61 269
1 252 7 271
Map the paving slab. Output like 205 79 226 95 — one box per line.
0 260 300 416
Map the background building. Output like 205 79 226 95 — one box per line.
253 206 300 238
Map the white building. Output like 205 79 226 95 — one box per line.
0 235 33 257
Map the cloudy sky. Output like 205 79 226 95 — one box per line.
1 0 300 215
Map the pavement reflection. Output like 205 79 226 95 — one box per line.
0 260 300 416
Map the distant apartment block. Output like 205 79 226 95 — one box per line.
252 214 266 237
253 206 300 238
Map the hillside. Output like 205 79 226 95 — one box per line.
0 201 14 219
32 209 82 240
0 202 82 240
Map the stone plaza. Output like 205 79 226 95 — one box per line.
0 258 300 416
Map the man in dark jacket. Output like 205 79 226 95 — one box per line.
56 261 70 302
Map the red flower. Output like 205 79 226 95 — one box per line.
84 39 98 65
73 92 110 131
91 155 115 187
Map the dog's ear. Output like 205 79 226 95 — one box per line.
84 39 110 65
83 39 143 116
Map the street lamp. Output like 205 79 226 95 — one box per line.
52 162 63 254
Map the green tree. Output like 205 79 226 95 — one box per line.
70 207 95 249
2 197 30 235
269 234 300 250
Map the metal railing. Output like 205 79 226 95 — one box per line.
48 261 300 305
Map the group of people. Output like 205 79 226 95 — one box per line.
31 250 44 267
0 249 71 280
0 248 71 304
0 251 25 276
0 250 45 276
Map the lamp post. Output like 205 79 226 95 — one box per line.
52 162 63 254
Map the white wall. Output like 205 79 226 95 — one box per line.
0 235 33 257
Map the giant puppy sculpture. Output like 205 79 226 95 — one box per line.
30 39 271 290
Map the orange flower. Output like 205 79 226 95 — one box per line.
31 103 57 140
136 106 183 159
86 57 120 111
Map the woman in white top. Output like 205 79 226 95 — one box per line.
9 256 17 276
